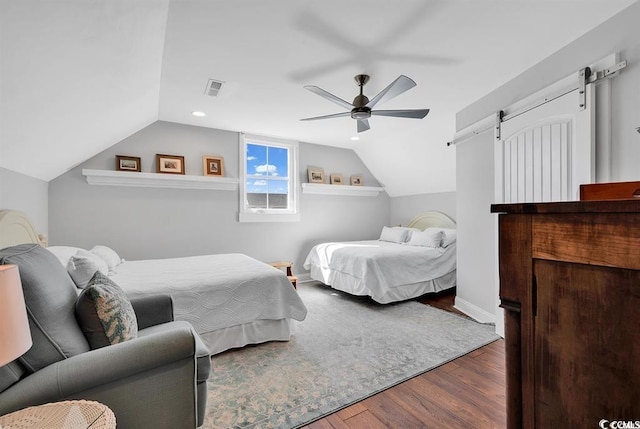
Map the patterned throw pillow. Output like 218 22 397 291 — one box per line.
75 272 138 349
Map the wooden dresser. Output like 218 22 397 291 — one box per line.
491 200 640 428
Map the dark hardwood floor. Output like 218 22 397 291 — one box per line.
302 290 507 429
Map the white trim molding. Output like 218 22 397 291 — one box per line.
454 296 496 326
82 169 239 190
301 183 384 197
295 273 312 283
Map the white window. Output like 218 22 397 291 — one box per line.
239 134 300 222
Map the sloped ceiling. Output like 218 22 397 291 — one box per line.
1 0 636 197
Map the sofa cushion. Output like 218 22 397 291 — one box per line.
0 361 27 394
0 244 90 373
75 272 138 349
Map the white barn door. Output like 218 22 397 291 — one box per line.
496 87 595 204
493 86 595 336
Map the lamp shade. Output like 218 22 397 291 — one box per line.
0 264 32 366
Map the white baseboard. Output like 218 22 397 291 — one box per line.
454 297 495 324
296 273 312 283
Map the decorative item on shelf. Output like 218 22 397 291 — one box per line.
350 175 363 186
115 155 141 172
307 167 325 184
330 174 343 185
156 154 185 175
202 155 225 177
0 265 32 366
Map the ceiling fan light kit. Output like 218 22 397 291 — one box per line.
301 74 430 133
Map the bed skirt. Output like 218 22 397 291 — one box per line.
308 264 456 304
199 319 292 355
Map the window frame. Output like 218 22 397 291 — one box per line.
239 133 300 223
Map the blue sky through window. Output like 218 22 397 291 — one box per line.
246 143 288 194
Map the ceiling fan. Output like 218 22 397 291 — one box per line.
300 74 429 133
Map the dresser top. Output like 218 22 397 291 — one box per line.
491 199 640 214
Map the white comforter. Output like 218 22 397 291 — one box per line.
304 240 456 303
111 253 307 336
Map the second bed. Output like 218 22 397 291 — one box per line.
303 211 457 303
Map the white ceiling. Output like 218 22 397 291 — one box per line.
1 0 636 197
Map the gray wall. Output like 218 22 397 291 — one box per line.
0 167 49 236
458 1 640 184
48 121 390 274
454 2 640 321
455 131 496 320
389 192 456 227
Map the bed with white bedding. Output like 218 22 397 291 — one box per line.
110 253 307 354
0 210 308 355
303 211 457 303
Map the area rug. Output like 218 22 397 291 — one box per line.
204 282 499 429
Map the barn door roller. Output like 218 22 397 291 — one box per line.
579 60 627 110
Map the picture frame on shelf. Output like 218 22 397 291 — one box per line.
330 174 343 185
307 167 325 184
202 155 225 177
350 175 363 186
156 154 185 175
115 155 141 172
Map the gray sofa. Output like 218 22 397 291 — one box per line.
0 244 211 428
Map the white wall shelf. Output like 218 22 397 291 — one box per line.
82 169 239 191
301 183 384 197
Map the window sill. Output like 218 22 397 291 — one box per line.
238 212 301 223
301 183 384 197
82 169 239 191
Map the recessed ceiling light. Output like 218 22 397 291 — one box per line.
191 111 206 117
350 136 360 141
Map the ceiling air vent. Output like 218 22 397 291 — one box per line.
204 79 224 97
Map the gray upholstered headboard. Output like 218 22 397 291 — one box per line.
0 210 44 248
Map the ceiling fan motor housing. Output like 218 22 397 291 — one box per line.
352 94 369 108
351 106 371 119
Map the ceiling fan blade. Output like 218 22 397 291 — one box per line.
371 109 430 119
357 119 370 133
300 112 352 121
365 75 416 109
304 86 353 110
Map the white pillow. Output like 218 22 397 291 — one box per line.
405 228 444 248
46 246 86 267
440 228 457 247
90 245 122 274
67 249 109 289
379 226 408 244
392 227 421 243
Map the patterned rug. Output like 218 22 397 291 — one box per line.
204 282 499 429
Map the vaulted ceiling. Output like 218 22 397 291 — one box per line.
1 0 635 196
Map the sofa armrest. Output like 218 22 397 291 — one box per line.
0 324 198 428
130 294 174 329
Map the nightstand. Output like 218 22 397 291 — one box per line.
268 261 297 289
